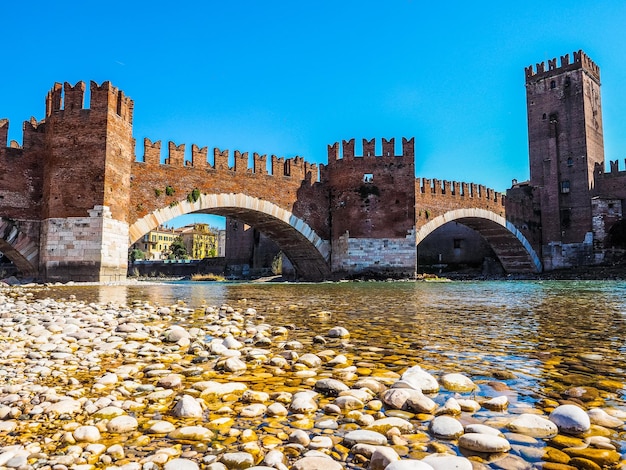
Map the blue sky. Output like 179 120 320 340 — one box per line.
3 1 626 229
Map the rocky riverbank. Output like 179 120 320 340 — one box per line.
0 287 625 470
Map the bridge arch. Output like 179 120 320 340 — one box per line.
129 193 331 280
416 208 542 273
0 218 38 277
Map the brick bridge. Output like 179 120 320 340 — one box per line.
0 81 541 281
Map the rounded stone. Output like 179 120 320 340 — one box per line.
370 447 401 470
164 458 199 470
292 456 343 470
394 365 439 393
314 378 349 396
385 461 435 470
106 415 138 433
240 403 267 418
172 395 203 418
483 395 509 411
421 455 473 470
220 452 255 469
507 413 559 438
440 373 476 392
429 415 464 439
343 429 387 446
168 425 214 441
367 417 414 434
549 404 591 434
327 326 350 338
73 425 101 443
587 408 624 428
147 420 176 434
458 433 511 453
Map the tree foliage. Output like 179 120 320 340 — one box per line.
168 236 188 260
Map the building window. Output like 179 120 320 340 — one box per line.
560 180 570 193
567 157 573 167
550 80 556 89
363 173 374 183
453 239 462 249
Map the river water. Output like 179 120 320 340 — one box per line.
43 279 626 411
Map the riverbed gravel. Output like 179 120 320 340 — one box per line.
0 287 625 469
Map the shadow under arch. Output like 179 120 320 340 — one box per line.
129 193 331 281
415 208 542 273
0 218 38 277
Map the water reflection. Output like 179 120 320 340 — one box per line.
39 280 626 408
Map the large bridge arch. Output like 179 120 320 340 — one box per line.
0 218 38 277
416 208 542 273
129 193 331 280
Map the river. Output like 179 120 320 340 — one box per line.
42 279 626 411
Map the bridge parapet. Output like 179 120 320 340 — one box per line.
416 177 506 229
418 178 505 203
326 137 414 162
137 138 318 182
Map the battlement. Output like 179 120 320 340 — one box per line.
327 137 415 161
595 159 626 177
525 50 600 82
44 81 134 123
418 178 505 205
0 117 46 152
138 138 318 181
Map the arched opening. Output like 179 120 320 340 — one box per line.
417 222 504 277
606 219 626 263
0 219 38 279
416 209 542 275
128 194 331 281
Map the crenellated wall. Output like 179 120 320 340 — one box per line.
129 139 324 235
525 50 600 82
415 177 506 229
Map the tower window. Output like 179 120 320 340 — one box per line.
542 113 547 120
550 80 556 89
567 157 573 167
560 180 570 193
363 173 374 183
453 239 462 249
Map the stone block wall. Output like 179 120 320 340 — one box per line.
40 205 129 281
331 230 417 278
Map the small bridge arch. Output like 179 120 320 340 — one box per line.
416 208 542 273
0 218 38 277
129 193 331 280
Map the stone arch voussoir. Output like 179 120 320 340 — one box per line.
0 218 39 277
416 208 542 273
128 193 331 280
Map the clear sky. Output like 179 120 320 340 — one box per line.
3 1 626 228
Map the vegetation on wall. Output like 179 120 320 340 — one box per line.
165 185 175 196
187 188 201 203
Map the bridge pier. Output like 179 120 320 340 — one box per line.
39 205 129 282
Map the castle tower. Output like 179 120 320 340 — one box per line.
39 81 135 281
323 138 417 278
525 51 604 268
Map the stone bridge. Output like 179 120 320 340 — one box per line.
0 81 541 281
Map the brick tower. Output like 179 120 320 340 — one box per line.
524 51 604 269
39 81 135 281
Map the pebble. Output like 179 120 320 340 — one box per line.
507 413 559 438
429 415 464 439
457 433 511 453
549 404 591 434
